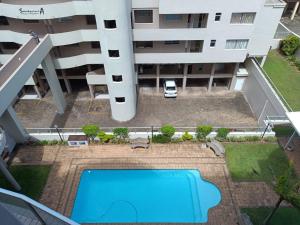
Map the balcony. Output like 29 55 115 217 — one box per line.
52 42 101 58
0 0 75 4
132 9 208 29
0 16 96 34
134 40 203 53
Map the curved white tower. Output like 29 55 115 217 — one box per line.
92 0 137 122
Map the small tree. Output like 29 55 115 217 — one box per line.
281 35 300 56
82 124 100 141
216 128 230 141
160 124 176 139
113 127 129 141
196 125 213 140
182 131 193 141
262 163 300 225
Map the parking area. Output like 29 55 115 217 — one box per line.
14 89 258 128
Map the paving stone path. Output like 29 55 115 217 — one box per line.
12 144 281 225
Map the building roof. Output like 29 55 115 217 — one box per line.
286 112 300 135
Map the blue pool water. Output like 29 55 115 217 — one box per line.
71 169 221 223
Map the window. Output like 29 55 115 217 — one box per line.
136 41 153 48
108 50 120 57
104 20 117 29
23 19 39 23
164 41 180 45
2 42 20 50
66 43 80 47
215 13 222 21
210 40 216 47
112 75 123 82
86 15 96 25
134 10 153 23
115 97 125 103
231 13 256 24
165 14 183 21
58 17 73 23
225 39 249 49
0 16 9 25
91 42 100 49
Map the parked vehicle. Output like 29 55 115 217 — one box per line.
164 80 177 98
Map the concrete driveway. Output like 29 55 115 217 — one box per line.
14 90 257 129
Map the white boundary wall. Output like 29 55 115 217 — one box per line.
29 131 275 141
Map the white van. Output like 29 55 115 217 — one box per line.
164 80 177 98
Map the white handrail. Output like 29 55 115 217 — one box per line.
0 188 79 225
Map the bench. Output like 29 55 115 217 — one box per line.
206 140 225 157
131 138 150 149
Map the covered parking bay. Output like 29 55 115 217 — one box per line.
137 63 240 94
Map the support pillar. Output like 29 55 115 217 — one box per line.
183 64 188 92
208 64 215 92
0 106 28 143
0 158 21 191
62 70 72 94
291 1 300 20
34 85 42 99
89 85 95 99
41 54 66 114
156 65 160 93
229 63 240 91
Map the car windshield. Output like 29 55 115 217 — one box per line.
166 86 176 91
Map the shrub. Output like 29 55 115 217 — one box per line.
287 55 296 63
182 131 193 141
216 128 230 141
281 35 300 56
97 131 113 143
152 134 171 143
263 136 277 142
294 59 300 70
196 125 213 140
227 136 260 142
171 137 184 143
113 128 129 141
160 124 176 138
82 124 100 141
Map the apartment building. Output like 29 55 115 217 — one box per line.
0 0 285 122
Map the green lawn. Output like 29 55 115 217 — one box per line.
263 50 300 111
225 143 290 182
0 165 51 200
242 208 300 225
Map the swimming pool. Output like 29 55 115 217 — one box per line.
71 169 221 223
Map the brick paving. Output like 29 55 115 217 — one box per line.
12 144 282 225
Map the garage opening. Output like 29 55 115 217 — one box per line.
212 78 231 89
186 78 209 88
138 79 156 87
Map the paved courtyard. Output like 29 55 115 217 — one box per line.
12 144 281 225
14 90 257 128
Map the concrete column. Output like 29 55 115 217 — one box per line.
41 54 66 114
291 1 300 20
89 85 95 99
156 65 160 93
0 106 28 143
208 64 215 92
229 63 240 91
62 70 72 94
87 64 92 72
0 158 21 191
183 64 188 92
92 0 137 121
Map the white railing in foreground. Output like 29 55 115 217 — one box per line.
0 188 79 225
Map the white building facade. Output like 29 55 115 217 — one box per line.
0 0 285 122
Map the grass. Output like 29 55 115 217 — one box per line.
225 143 290 182
263 50 300 111
0 165 51 200
242 207 300 225
273 125 295 137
